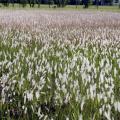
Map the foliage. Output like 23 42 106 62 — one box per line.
0 0 119 8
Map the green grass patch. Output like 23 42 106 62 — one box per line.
0 4 120 12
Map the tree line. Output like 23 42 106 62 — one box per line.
0 0 119 8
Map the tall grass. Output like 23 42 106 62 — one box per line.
0 10 120 120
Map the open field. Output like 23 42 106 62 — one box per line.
0 10 120 119
0 4 120 12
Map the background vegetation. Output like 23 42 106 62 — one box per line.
0 0 120 9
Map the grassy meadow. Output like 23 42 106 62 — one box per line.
0 4 120 12
0 10 120 120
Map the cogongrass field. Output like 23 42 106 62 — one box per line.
0 10 120 120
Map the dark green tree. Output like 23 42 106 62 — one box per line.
1 0 9 7
48 0 54 8
37 0 41 8
83 0 89 8
76 0 78 8
96 0 99 9
119 0 120 9
53 0 68 7
28 0 36 7
20 0 27 7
